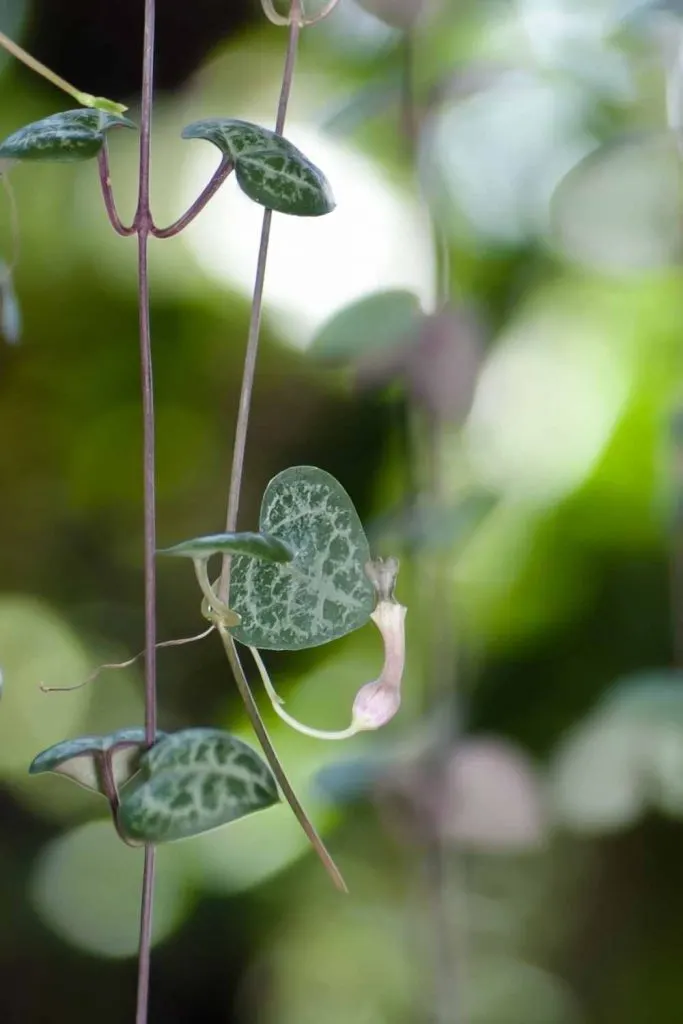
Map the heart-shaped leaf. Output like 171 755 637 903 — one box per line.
29 728 163 795
310 290 422 363
0 109 136 163
158 531 293 562
117 728 279 844
228 466 375 651
181 117 335 217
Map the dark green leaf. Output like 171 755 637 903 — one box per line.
229 466 375 651
181 118 290 160
235 148 335 216
158 531 293 562
181 118 335 217
310 290 422 363
117 728 279 844
0 109 136 163
29 728 163 795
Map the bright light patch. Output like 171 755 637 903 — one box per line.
464 303 631 503
31 820 190 957
181 123 435 347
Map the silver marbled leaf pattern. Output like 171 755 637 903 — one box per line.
0 109 135 163
117 728 279 844
228 466 375 651
181 117 335 217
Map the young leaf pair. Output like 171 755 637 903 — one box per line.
0 111 334 218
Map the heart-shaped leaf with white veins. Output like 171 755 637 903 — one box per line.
29 728 164 796
181 118 335 217
227 466 375 651
117 728 279 844
0 109 136 163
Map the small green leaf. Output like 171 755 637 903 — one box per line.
0 109 136 163
29 728 163 795
310 290 422 363
82 95 129 115
181 117 335 217
158 531 294 562
228 466 375 651
117 728 279 844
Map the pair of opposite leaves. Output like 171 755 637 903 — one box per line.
31 467 401 846
0 110 335 218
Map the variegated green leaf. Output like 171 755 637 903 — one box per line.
228 466 375 651
29 728 162 795
0 109 135 163
117 728 279 844
235 147 335 216
181 118 290 160
181 117 335 217
158 531 293 562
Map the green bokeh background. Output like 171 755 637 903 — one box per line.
1 0 683 1021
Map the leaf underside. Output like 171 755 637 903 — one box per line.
158 531 293 562
29 728 163 795
181 118 335 217
228 466 375 651
0 109 135 163
117 728 279 844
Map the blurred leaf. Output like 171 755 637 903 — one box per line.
0 263 20 344
550 671 683 831
368 490 497 552
29 728 164 796
158 531 294 562
182 117 335 216
309 289 422 362
117 728 279 844
229 466 375 650
0 108 135 163
551 131 682 273
30 820 190 958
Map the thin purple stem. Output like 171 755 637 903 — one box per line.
135 846 156 1024
133 0 158 1022
152 157 233 238
219 6 301 600
98 146 135 236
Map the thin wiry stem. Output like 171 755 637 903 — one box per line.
152 157 234 238
219 3 301 601
401 30 465 1024
132 0 158 1022
218 627 348 892
98 146 135 236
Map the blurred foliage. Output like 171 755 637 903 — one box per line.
1 0 683 1022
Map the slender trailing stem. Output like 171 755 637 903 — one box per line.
218 626 348 892
219 3 302 601
132 1 158 1022
212 0 343 891
98 147 135 236
400 30 465 1024
135 846 156 1024
152 157 233 238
